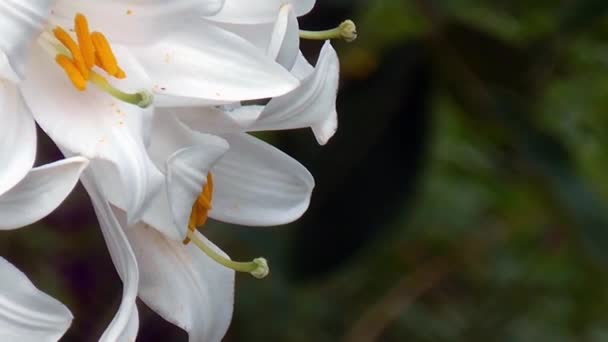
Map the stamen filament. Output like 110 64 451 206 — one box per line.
187 230 270 279
299 20 358 42
89 71 153 108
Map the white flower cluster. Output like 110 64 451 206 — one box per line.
0 0 352 340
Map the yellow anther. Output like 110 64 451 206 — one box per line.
91 31 119 77
74 13 95 69
114 67 126 79
53 27 89 80
184 173 214 245
55 55 87 91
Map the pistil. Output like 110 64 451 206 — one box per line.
300 20 358 42
187 230 269 279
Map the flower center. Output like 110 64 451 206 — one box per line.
51 13 152 108
184 172 269 279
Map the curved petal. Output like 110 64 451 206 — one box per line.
125 224 234 342
0 82 36 196
208 0 315 24
0 157 88 230
0 52 19 82
267 4 300 70
82 175 140 342
130 20 299 107
290 51 314 80
166 145 228 239
245 41 339 145
0 0 52 78
21 45 163 223
143 114 229 240
213 4 300 70
51 0 224 44
211 133 314 226
0 257 72 342
161 106 258 136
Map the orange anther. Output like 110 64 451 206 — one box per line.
185 173 215 244
55 55 87 91
53 27 89 80
74 13 95 69
91 31 119 76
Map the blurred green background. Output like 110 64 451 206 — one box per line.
9 0 608 340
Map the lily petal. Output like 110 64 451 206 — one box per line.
125 223 234 342
211 133 315 226
144 114 229 240
0 0 52 78
21 45 163 224
245 41 340 145
52 0 224 44
267 4 300 70
130 20 299 107
0 257 72 342
0 82 36 196
208 0 315 24
0 157 88 230
83 176 140 342
161 106 258 136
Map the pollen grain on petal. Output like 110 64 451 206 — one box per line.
55 55 87 91
74 13 96 69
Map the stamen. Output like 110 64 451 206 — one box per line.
55 55 87 91
187 230 270 279
300 20 358 42
91 31 120 77
74 13 95 69
89 71 153 108
184 173 214 244
53 27 89 79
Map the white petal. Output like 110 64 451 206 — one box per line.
211 133 314 226
0 0 52 78
0 52 19 82
0 257 72 342
213 4 300 70
21 46 163 223
246 41 340 145
267 4 300 70
208 0 315 24
82 176 140 342
51 0 224 44
142 114 228 240
290 51 314 80
0 82 36 196
0 157 88 230
166 144 228 239
130 20 299 107
163 106 259 135
125 224 234 342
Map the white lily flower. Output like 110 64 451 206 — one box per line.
14 2 299 224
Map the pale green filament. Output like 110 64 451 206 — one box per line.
300 20 358 42
89 71 153 108
187 230 270 279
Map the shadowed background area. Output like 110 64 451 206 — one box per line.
7 0 608 340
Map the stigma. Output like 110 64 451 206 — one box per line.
52 13 152 108
184 172 270 279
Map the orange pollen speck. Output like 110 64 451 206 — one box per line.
53 13 127 91
184 173 214 245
